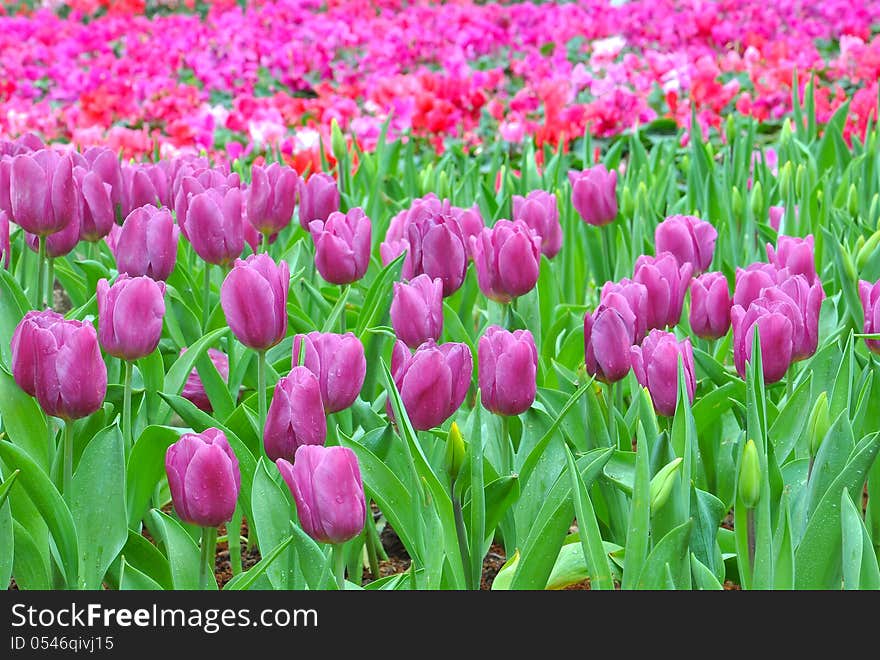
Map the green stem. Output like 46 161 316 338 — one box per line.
36 236 46 309
261 231 270 254
364 501 381 580
332 543 346 591
63 420 74 499
122 360 133 455
202 264 212 331
199 526 218 591
602 224 613 282
500 415 513 475
746 508 756 585
451 485 474 590
46 257 55 310
257 350 268 436
341 284 349 333
228 506 243 576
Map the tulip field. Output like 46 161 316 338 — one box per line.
0 1 880 594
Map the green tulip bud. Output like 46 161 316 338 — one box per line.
330 118 346 163
807 392 831 457
621 185 635 218
725 114 736 144
779 161 793 196
445 422 466 481
856 231 880 270
750 180 764 220
780 118 793 146
731 186 744 218
796 163 806 191
649 457 683 514
847 184 859 218
738 439 761 510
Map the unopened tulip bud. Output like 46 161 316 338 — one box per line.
630 329 696 417
478 326 537 416
309 207 371 285
471 219 541 303
292 332 366 413
390 275 444 349
97 275 166 361
263 367 326 462
807 391 831 457
221 253 289 351
298 173 339 228
445 422 466 481
649 457 683 514
738 439 761 509
569 165 618 226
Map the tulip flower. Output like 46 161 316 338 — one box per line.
9 151 79 237
569 164 618 226
75 166 114 241
124 163 170 215
390 339 472 431
113 205 180 281
689 272 731 339
654 214 717 274
479 325 537 416
451 203 485 250
859 278 880 355
512 190 562 258
471 219 542 303
186 187 245 267
768 206 784 232
292 331 366 413
11 310 107 494
97 275 166 361
84 147 125 216
263 367 327 462
733 263 779 310
633 252 693 330
731 300 794 384
767 234 817 284
0 159 11 219
26 210 81 258
0 210 9 269
584 292 638 383
166 428 241 589
630 329 696 416
181 348 230 413
309 207 371 285
390 275 444 349
247 162 300 237
774 274 824 361
298 172 339 228
277 445 366 588
600 278 649 343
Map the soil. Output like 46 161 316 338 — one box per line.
53 279 72 315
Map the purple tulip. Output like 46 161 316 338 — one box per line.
247 163 300 235
75 166 114 241
10 310 107 420
276 445 366 545
471 219 542 303
655 214 717 274
309 207 371 285
298 173 339 228
263 367 327 462
113 205 180 281
84 147 125 214
97 275 166 361
512 190 562 258
381 210 468 297
0 159 11 219
768 206 784 232
630 329 696 417
124 163 170 215
689 272 731 340
769 274 824 361
479 326 537 416
0 210 9 269
584 292 638 383
26 209 81 258
221 253 289 351
10 151 79 237
186 187 245 266
767 234 817 285
633 252 693 330
292 331 366 413
731 300 794 384
165 428 241 528
600 279 649 343
569 164 618 226
860 279 880 355
390 339 472 431
390 275 444 349
181 348 230 413
733 263 779 310
450 203 485 250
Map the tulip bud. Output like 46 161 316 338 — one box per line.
113 205 180 281
768 205 784 232
738 439 761 509
733 263 778 310
221 253 289 351
298 173 339 228
10 151 79 237
568 165 618 226
181 348 230 413
807 391 831 457
97 275 166 361
445 422 466 481
858 278 880 354
795 163 806 192
478 325 537 416
165 428 241 528
649 457 683 514
630 329 696 417
689 271 731 339
856 231 880 270
247 163 300 235
471 219 542 303
774 274 824 361
654 214 717 274
390 275 444 349
731 186 743 219
766 235 817 285
600 279 649 342
511 190 562 258
847 184 859 218
10 311 107 420
390 339 472 431
309 207 371 285
277 445 366 544
633 252 693 329
730 301 794 383
75 166 115 241
186 187 245 266
621 185 635 219
263 367 327 462
291 331 366 414
584 292 638 383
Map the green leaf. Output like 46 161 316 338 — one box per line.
117 530 173 590
768 373 812 461
690 553 723 590
0 269 29 368
356 253 404 337
289 522 331 590
622 422 651 589
119 558 164 590
224 536 294 591
147 509 208 591
126 426 182 529
637 520 693 589
251 458 293 589
156 327 229 423
841 487 880 590
0 469 20 509
11 519 50 590
0 368 51 471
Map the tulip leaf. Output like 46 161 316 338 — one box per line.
11 519 51 590
461 475 519 553
841 487 880 590
0 268 29 368
251 458 294 589
224 536 293 591
156 326 229 423
636 520 692 589
545 540 623 590
194 346 235 421
126 425 182 529
690 553 724 590
147 509 209 591
289 522 332 590
0 368 51 471
119 557 164 590
768 372 812 461
0 440 78 588
467 391 485 589
355 252 404 338
622 423 651 589
320 283 350 333
112 530 173 590
0 468 19 509
804 412 854 520
0 479 12 591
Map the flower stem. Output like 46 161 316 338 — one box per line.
746 508 756 583
202 264 212 331
451 484 473 590
122 360 133 455
63 420 74 499
261 231 270 254
602 224 613 282
500 415 513 475
199 526 218 590
46 257 55 310
332 543 346 591
36 235 46 309
363 499 381 580
257 349 268 435
228 507 242 576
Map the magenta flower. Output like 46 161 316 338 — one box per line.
569 165 618 226
766 235 817 285
97 275 166 361
689 272 731 339
633 252 693 330
859 279 880 355
654 214 717 274
471 219 542 303
263 367 326 463
181 348 230 413
478 326 537 416
221 253 289 351
309 207 371 285
292 331 366 413
630 329 696 417
298 173 339 228
390 275 444 349
113 205 180 282
247 162 300 235
512 190 562 258
730 300 794 384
